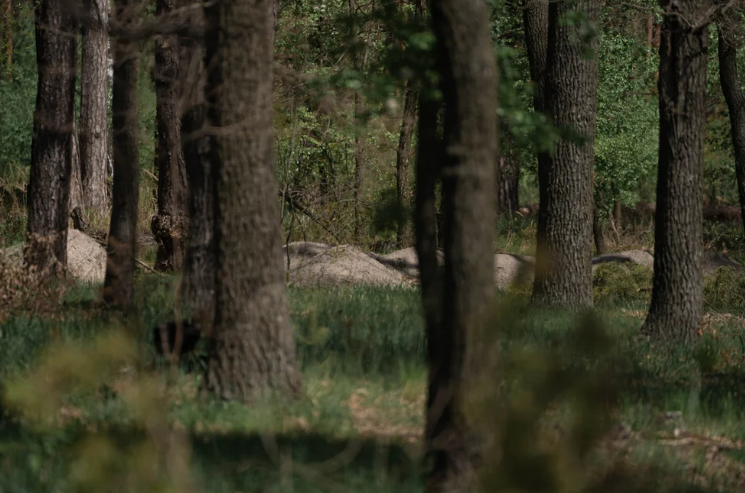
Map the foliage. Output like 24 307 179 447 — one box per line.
703 267 745 315
593 262 652 305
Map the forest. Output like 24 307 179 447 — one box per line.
2 0 745 490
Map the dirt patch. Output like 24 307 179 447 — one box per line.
288 245 410 288
280 241 333 270
0 230 106 284
494 254 535 290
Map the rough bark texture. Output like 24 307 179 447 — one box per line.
179 2 214 326
522 0 548 114
79 0 110 218
69 121 84 212
532 0 599 308
204 0 302 401
152 0 188 272
426 0 498 490
396 83 417 247
641 2 708 341
350 0 366 244
25 0 77 276
103 0 139 309
718 22 745 240
593 201 606 254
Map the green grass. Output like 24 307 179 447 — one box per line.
2 276 745 492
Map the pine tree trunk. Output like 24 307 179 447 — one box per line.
180 2 214 326
103 0 139 309
641 2 707 341
426 0 498 489
151 0 188 272
79 0 110 219
532 0 599 308
396 84 417 247
25 0 77 277
717 22 745 241
204 0 301 401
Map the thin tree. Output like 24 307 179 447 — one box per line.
532 0 600 308
423 0 498 489
497 133 520 215
103 0 140 308
642 0 709 341
395 84 417 247
350 0 367 244
25 0 77 276
717 17 745 237
79 0 110 219
203 0 301 400
152 0 188 272
180 2 213 325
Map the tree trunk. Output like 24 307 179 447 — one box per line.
497 134 520 215
522 0 548 114
396 83 417 247
593 201 606 254
25 0 77 277
151 0 188 272
641 2 707 341
204 0 302 401
69 121 84 213
426 0 498 489
532 0 599 308
2 0 12 77
717 22 745 241
349 0 366 245
180 2 214 326
103 0 139 309
79 0 110 219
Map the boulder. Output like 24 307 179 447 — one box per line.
288 245 409 288
592 250 654 271
0 229 106 284
703 250 742 276
494 254 535 290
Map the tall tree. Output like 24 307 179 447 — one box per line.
350 0 366 244
79 0 110 219
204 0 301 400
497 133 520 215
717 18 745 238
424 0 498 489
642 0 709 341
25 0 77 276
103 0 139 309
396 84 417 247
152 0 188 272
532 0 600 308
180 3 214 325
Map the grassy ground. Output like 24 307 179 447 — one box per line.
1 271 745 492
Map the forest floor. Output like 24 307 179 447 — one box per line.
2 218 745 491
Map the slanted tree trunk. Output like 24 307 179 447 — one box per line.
79 0 110 219
204 0 302 401
641 1 708 341
425 0 498 489
151 0 188 272
396 83 417 247
103 0 139 309
717 21 745 240
25 0 77 276
180 2 214 326
532 0 599 308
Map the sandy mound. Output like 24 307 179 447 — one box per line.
592 250 655 271
289 245 409 288
0 230 106 283
280 242 333 270
703 250 742 275
494 254 535 290
364 247 445 278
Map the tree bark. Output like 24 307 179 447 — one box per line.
179 2 214 326
497 134 519 215
717 22 745 241
103 0 140 309
152 0 188 272
350 0 366 244
69 121 84 213
25 0 77 277
204 0 302 401
79 0 110 219
532 0 599 308
641 1 708 341
426 0 498 489
396 83 417 247
522 0 548 114
593 201 606 254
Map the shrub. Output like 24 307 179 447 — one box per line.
592 262 652 305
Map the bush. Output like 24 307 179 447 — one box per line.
703 267 745 315
592 262 652 305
